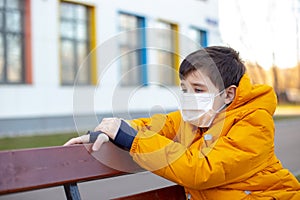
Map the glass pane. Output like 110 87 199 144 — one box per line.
189 28 207 47
60 20 74 38
120 30 139 47
6 0 20 9
120 46 129 71
77 42 88 66
76 5 87 21
0 12 2 29
61 40 75 84
119 14 144 85
119 14 127 30
189 28 200 44
119 14 138 31
155 23 175 85
7 34 22 83
119 30 127 45
120 48 140 86
158 51 174 85
158 51 173 66
128 51 140 85
76 21 87 40
129 30 139 47
119 15 141 47
0 0 4 8
129 16 138 29
0 35 4 81
76 42 89 84
6 11 22 32
157 22 172 48
157 21 172 30
157 25 173 49
60 3 74 19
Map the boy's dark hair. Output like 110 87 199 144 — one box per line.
179 46 246 89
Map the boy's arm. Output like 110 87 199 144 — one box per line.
129 109 275 189
127 111 181 140
63 111 181 151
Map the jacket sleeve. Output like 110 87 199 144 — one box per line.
130 109 275 189
127 111 181 140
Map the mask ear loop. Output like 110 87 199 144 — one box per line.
212 89 227 113
215 103 227 113
214 89 226 97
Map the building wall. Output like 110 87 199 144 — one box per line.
0 0 221 136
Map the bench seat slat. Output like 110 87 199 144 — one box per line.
0 143 142 195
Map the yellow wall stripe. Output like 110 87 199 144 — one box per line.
89 6 97 85
172 23 180 85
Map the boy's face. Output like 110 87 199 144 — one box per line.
180 69 226 111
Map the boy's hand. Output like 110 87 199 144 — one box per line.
90 133 109 151
63 118 121 151
94 118 121 140
63 133 109 151
63 134 89 146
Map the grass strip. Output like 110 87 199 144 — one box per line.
0 132 77 151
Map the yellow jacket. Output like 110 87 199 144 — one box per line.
129 74 300 199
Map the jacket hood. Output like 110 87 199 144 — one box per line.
226 74 277 116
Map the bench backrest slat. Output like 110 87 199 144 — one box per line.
0 143 142 195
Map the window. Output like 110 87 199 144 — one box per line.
0 0 31 84
118 13 147 86
156 21 179 86
60 2 96 85
189 27 208 47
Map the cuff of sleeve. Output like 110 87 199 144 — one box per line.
87 131 102 143
113 120 138 151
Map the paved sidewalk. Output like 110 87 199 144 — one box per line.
273 106 300 175
274 118 300 175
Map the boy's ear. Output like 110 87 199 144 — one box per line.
224 85 237 104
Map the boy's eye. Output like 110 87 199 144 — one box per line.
194 88 204 93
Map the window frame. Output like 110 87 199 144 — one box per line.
156 20 180 86
59 1 97 86
189 26 208 47
118 11 147 87
0 0 32 85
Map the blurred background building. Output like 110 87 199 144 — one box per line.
0 0 221 136
1 0 300 137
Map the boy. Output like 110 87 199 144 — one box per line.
64 46 300 199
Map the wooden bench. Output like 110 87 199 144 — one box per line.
0 143 186 199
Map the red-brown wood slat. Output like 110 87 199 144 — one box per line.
112 185 186 200
0 143 142 195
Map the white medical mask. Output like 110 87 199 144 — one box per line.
179 90 226 127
